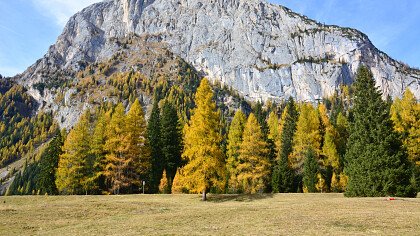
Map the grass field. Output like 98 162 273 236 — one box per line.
0 194 419 235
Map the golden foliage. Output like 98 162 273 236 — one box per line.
226 110 246 192
171 168 186 194
290 103 321 171
159 170 169 194
181 79 226 194
315 173 326 193
56 111 91 194
390 89 420 165
237 113 271 194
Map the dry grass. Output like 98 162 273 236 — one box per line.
0 194 419 235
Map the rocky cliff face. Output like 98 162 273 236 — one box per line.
18 0 420 104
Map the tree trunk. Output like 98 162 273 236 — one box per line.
202 189 207 201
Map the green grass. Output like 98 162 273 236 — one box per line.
0 194 419 235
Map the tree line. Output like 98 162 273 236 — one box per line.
6 66 420 199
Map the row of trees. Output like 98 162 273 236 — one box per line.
53 98 182 195
175 68 418 199
176 79 348 199
7 67 419 198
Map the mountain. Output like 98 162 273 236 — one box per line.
13 0 420 126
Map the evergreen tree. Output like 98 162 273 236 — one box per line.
161 100 183 193
181 79 225 201
272 98 297 193
253 101 269 139
56 111 92 194
126 99 151 193
147 95 163 193
226 110 247 192
38 130 63 195
345 66 415 197
237 113 270 193
7 162 39 195
303 148 319 193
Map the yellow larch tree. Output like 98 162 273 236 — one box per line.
181 79 225 201
237 113 271 194
125 99 151 192
171 168 186 194
290 103 321 172
159 170 169 193
226 110 247 193
318 104 340 168
56 111 92 195
104 103 130 194
390 89 420 166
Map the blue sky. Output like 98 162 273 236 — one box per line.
0 0 419 77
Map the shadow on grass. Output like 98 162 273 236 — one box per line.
207 194 274 203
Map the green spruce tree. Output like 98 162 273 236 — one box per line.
161 100 183 192
272 97 297 193
38 130 63 195
345 66 415 197
303 148 318 193
147 94 163 193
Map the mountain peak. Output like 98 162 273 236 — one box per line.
17 0 420 105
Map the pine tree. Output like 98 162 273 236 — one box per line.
272 98 297 193
345 66 415 197
237 113 270 193
303 148 319 193
38 130 63 195
147 95 163 193
104 103 130 194
126 99 151 193
161 100 183 193
56 111 92 194
226 110 246 193
181 79 225 201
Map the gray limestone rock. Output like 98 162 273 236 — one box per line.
17 0 420 104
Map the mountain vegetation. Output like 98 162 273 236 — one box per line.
3 65 420 198
0 79 57 168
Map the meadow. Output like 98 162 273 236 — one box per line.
0 194 419 235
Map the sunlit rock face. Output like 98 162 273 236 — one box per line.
19 0 420 103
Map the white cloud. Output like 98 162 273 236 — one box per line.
31 0 102 26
